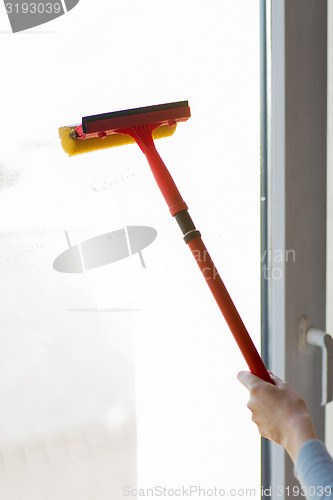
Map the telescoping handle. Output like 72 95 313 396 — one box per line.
130 125 274 384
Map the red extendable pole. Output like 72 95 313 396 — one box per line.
187 237 272 383
130 125 274 384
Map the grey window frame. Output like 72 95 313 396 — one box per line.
261 1 327 498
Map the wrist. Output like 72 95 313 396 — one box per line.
282 413 317 463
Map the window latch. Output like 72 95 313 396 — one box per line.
306 328 333 406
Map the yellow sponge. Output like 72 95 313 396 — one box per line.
59 123 177 156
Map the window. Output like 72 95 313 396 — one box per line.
0 1 262 497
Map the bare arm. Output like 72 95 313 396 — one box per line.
237 371 317 463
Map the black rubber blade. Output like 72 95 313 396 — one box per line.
82 101 189 133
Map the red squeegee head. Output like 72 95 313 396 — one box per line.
75 101 191 215
75 101 273 384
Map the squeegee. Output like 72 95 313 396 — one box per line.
59 100 273 384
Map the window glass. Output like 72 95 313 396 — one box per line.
0 1 261 497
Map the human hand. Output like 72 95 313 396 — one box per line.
237 370 317 462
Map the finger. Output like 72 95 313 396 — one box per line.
237 371 264 390
268 370 283 381
267 371 285 387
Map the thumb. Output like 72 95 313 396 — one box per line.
237 370 263 390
